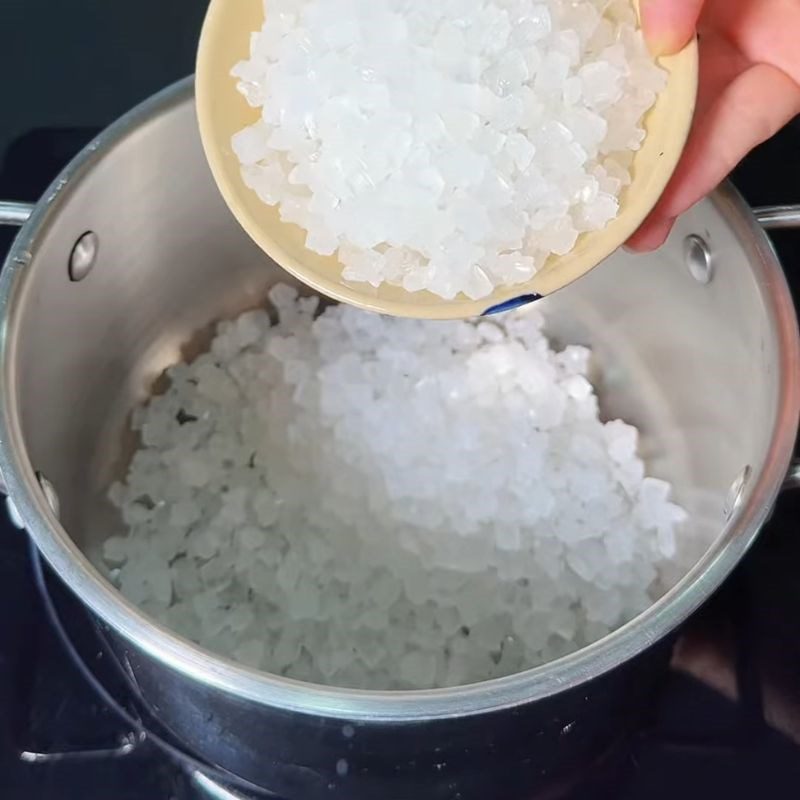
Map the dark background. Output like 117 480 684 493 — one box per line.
1 1 800 798
1 0 206 148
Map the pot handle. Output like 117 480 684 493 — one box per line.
0 201 796 487
3 203 799 230
782 459 800 491
754 205 800 231
0 200 34 496
0 201 35 227
2 202 799 230
755 208 800 489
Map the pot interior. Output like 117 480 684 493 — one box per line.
4 87 788 673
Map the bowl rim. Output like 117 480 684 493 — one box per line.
195 0 700 318
1 77 798 722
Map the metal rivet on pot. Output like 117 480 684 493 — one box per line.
69 231 99 282
724 465 752 520
36 472 60 519
683 235 713 284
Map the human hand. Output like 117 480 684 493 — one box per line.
627 0 800 251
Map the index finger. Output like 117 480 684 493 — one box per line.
641 0 705 56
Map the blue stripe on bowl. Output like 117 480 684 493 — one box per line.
481 293 543 316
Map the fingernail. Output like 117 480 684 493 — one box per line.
645 35 672 58
639 0 683 57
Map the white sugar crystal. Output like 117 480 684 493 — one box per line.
103 535 128 564
230 0 666 300
102 287 695 690
231 122 272 166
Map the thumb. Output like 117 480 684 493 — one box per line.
640 0 704 56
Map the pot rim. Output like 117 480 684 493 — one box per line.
1 77 798 722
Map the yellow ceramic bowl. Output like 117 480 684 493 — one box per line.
196 0 698 319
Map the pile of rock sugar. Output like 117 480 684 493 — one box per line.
102 285 690 690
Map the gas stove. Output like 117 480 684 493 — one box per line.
2 2 800 798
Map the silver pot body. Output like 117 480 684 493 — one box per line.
1 78 799 798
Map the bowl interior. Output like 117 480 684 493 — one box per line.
195 0 699 318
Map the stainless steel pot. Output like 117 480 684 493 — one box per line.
1 77 799 799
